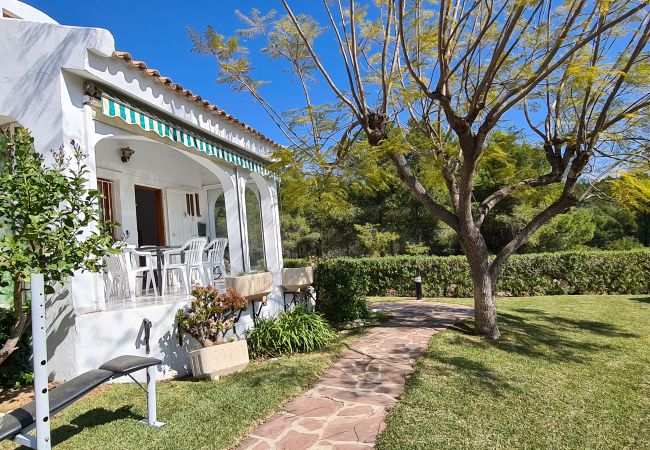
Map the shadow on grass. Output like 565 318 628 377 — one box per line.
426 354 517 395
52 406 140 446
510 308 639 338
447 308 636 364
631 297 650 304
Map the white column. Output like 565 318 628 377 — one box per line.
269 179 283 270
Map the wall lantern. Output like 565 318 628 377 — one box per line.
120 146 135 163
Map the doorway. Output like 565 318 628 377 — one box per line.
134 185 165 246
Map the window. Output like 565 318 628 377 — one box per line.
97 178 115 237
245 186 265 271
185 193 201 217
213 194 228 238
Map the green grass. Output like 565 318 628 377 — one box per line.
1 331 364 450
374 295 650 449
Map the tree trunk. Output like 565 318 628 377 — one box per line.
470 267 500 339
463 235 501 339
0 278 28 366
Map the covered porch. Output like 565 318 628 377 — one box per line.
86 92 283 312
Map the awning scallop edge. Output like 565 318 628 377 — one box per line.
100 94 273 177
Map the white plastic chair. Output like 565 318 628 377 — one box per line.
104 246 158 302
161 237 207 295
203 238 228 285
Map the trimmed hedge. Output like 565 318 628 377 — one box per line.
285 250 650 323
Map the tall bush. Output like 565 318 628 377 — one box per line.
0 129 114 366
313 258 371 324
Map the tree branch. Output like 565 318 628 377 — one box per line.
389 152 460 231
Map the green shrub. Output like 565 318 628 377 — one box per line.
0 307 33 387
246 307 337 358
313 258 372 324
310 250 650 315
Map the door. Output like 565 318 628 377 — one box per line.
134 185 165 246
166 190 194 245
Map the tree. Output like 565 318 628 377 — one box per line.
0 129 113 366
193 0 650 338
354 223 400 256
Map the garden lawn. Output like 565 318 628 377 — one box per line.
0 332 363 450
373 295 650 449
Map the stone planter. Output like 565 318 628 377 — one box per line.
189 339 249 380
225 271 273 301
281 267 314 292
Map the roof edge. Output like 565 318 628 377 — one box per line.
113 51 281 150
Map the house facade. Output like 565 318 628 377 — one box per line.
0 1 285 381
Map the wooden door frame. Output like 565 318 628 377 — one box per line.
134 184 166 246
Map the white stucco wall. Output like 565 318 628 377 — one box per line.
0 0 57 23
73 290 286 382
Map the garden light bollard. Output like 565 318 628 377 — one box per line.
414 276 424 300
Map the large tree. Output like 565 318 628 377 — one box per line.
193 0 650 338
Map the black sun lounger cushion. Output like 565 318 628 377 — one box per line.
0 369 113 442
99 355 161 375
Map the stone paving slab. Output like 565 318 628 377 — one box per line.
237 302 473 450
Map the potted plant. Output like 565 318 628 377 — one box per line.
281 266 314 293
225 271 273 302
176 286 249 380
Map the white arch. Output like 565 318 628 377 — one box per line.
93 130 247 274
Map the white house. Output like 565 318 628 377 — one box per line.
0 1 286 381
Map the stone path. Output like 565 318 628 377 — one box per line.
238 301 473 450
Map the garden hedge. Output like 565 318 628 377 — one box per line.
285 249 650 324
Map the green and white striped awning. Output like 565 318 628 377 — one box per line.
100 94 273 177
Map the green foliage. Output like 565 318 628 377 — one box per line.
353 223 399 256
0 129 114 292
0 128 114 366
276 129 646 260
0 307 32 387
313 250 650 302
280 213 321 259
246 307 337 358
528 209 596 252
609 168 650 213
604 236 644 251
404 242 430 256
313 258 373 324
177 287 248 347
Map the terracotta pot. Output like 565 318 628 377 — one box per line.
189 339 249 380
281 267 314 292
225 272 273 300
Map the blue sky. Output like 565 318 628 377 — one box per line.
28 1 529 146
27 0 344 145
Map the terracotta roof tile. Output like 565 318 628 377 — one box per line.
113 50 279 148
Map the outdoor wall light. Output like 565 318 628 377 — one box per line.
120 146 135 163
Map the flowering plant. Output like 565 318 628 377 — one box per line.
176 287 247 347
